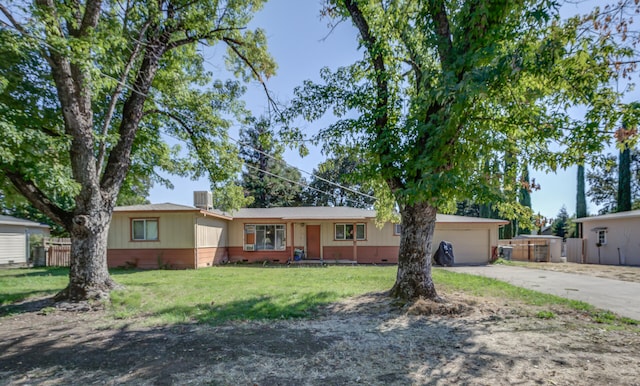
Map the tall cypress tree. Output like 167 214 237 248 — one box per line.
576 164 587 218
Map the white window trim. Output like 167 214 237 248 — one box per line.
597 229 607 245
393 223 401 236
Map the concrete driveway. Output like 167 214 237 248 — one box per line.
446 265 640 321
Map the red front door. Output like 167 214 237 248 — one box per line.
306 225 321 259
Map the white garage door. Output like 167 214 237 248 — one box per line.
434 229 489 265
0 233 27 264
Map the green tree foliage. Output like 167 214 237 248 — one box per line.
302 152 376 208
587 150 640 214
0 0 275 301
551 206 570 239
288 0 630 300
239 117 303 208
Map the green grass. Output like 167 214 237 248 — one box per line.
0 267 69 305
1 266 638 327
109 266 396 325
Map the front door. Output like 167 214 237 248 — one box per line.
306 225 321 259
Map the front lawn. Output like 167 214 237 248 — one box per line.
2 265 635 327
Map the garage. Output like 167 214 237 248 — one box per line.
433 214 508 265
0 233 27 265
434 228 490 265
0 215 50 266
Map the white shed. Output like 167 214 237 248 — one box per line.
0 215 50 265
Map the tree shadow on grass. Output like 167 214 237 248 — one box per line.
149 291 339 325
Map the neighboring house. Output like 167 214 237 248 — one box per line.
574 210 640 266
107 201 508 268
108 203 231 269
0 215 50 265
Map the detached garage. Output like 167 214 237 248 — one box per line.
0 215 50 266
434 215 508 265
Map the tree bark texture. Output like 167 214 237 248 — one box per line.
55 207 120 301
390 202 440 301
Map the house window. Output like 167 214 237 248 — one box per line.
132 219 158 241
597 230 607 245
335 223 366 240
245 224 285 251
394 223 401 236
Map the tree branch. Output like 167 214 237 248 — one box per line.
4 170 71 229
222 36 282 117
96 21 151 175
343 0 403 192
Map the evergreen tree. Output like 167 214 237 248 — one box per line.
576 164 587 218
239 117 303 208
551 206 570 240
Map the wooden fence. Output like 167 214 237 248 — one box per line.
45 237 71 267
497 239 550 262
565 238 584 263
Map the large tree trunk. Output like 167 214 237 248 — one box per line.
55 202 120 301
390 202 440 301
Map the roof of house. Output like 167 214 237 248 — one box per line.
114 203 231 220
0 215 50 229
573 209 640 223
115 204 508 224
229 207 376 220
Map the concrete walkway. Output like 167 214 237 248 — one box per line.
446 265 640 321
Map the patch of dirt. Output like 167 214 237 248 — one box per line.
1 292 639 386
516 262 640 283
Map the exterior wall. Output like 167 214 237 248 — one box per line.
581 218 640 266
0 224 50 265
108 212 196 249
107 248 195 269
196 217 228 248
0 232 27 264
227 218 501 264
196 247 227 267
228 246 293 263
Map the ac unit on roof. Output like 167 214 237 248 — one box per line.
193 191 213 210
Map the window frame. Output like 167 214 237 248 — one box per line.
131 218 159 241
597 229 607 245
244 224 286 251
334 223 367 241
393 223 401 236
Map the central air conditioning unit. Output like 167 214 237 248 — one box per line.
244 244 255 251
193 191 213 210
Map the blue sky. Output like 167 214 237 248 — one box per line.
148 0 618 220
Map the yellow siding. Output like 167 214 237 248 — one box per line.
322 220 398 247
196 217 228 248
108 212 195 249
